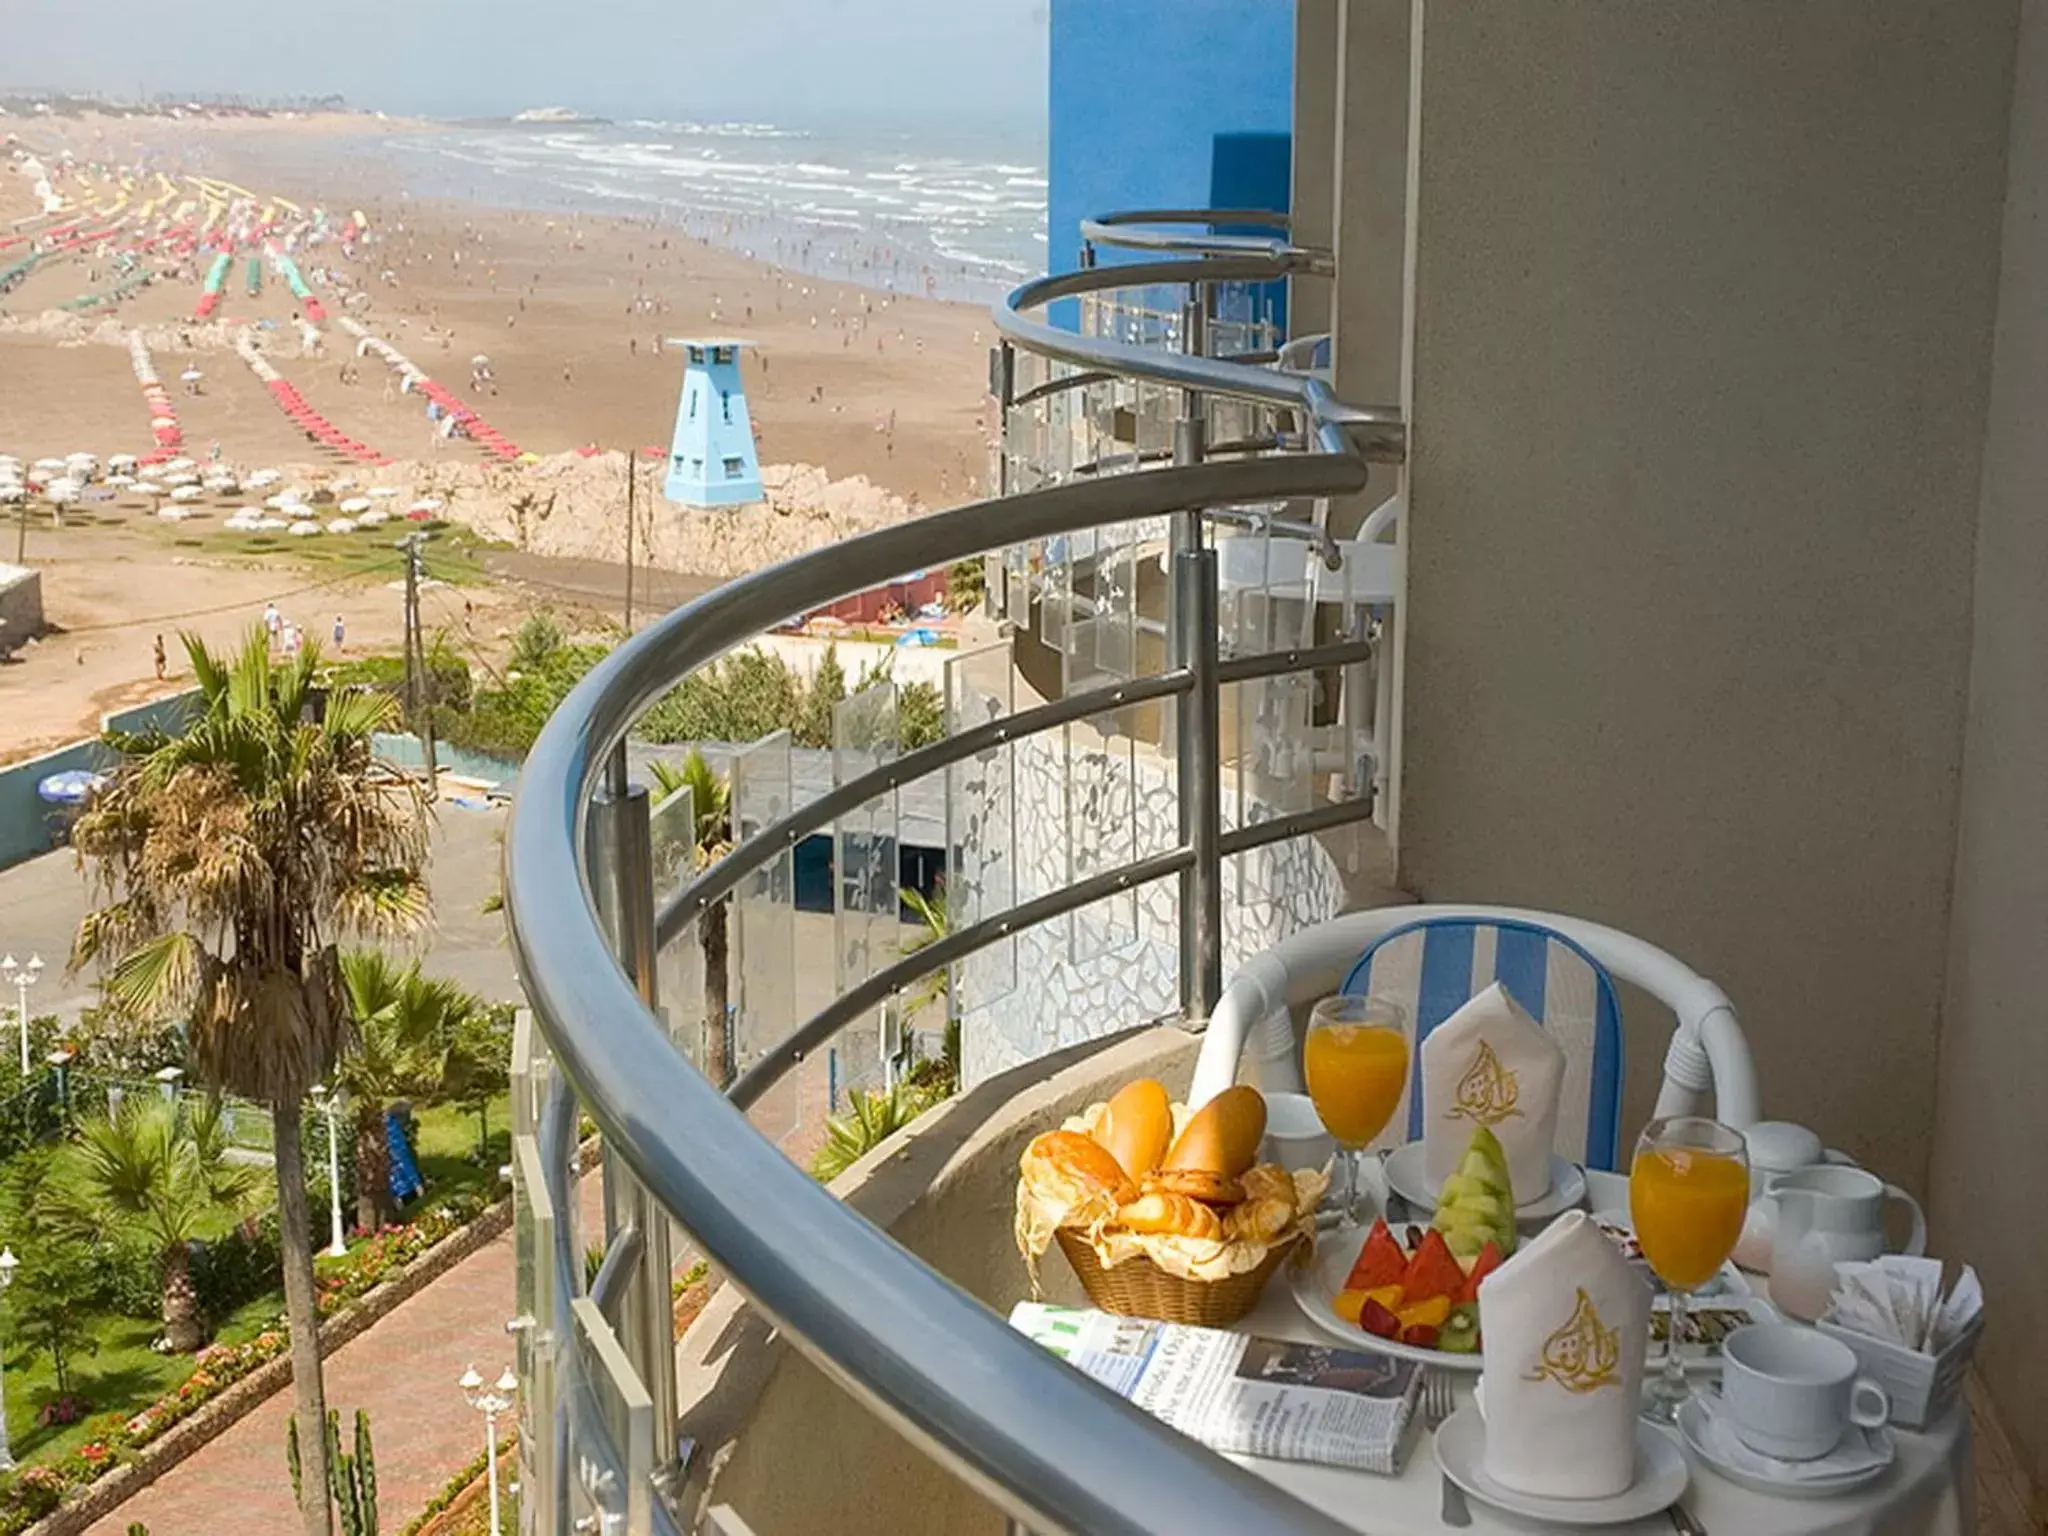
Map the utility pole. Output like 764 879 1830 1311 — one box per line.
622 448 636 634
402 533 439 794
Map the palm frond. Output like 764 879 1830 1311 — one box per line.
101 932 203 1018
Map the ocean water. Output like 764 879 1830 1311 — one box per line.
376 115 1048 303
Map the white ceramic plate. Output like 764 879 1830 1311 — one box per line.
1292 1220 1770 1374
1289 1219 1482 1373
1383 1141 1587 1219
1675 1397 1894 1500
1435 1403 1689 1525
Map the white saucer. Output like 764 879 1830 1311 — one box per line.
1675 1396 1895 1500
1384 1140 1587 1219
1434 1402 1689 1525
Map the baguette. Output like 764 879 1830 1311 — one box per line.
1098 1078 1173 1181
1160 1085 1267 1179
1116 1190 1225 1242
1025 1130 1137 1204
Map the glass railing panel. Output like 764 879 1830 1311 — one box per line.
944 640 1018 1020
512 1132 559 1536
1064 709 1139 964
831 683 901 1107
648 780 708 1075
568 1297 652 1536
728 730 803 1146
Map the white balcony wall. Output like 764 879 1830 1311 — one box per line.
1932 0 2048 1498
1393 3 2015 1189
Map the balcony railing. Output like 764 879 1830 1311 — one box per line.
505 211 1404 1534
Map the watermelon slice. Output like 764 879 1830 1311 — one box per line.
1457 1240 1505 1305
1343 1218 1409 1293
1399 1227 1466 1304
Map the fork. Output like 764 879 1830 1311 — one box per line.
1422 1370 1469 1528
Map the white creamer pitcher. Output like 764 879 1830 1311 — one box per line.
1767 1165 1927 1322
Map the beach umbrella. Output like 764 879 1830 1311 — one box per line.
357 508 390 526
367 487 398 498
164 471 198 486
156 506 191 521
287 521 322 537
255 517 288 531
325 518 357 535
169 485 203 502
247 468 281 488
0 487 24 505
339 496 371 514
37 769 104 807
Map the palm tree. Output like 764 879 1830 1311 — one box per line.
60 1096 262 1351
336 948 480 1231
70 628 429 1536
648 752 733 1088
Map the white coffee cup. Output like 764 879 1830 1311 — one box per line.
1721 1324 1890 1460
1260 1092 1335 1177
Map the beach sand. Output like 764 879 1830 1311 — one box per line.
0 112 1000 758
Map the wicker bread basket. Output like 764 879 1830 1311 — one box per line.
1054 1228 1301 1327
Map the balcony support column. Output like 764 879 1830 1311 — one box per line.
588 747 681 1486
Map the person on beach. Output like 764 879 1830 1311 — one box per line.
153 633 166 681
332 615 346 650
263 601 281 645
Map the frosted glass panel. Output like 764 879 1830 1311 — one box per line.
831 685 901 1105
1065 711 1138 965
944 641 1016 1015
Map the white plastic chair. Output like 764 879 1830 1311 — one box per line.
1187 904 1761 1160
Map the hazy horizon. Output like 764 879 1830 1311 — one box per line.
0 0 1049 131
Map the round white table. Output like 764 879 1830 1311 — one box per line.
1228 1169 1974 1536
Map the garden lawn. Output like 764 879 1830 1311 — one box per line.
0 1090 508 1476
0 1293 278 1470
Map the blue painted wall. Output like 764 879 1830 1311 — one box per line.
0 690 199 871
1046 0 1294 320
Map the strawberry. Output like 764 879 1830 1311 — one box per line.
1358 1297 1402 1340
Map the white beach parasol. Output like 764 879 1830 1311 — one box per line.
325 518 357 535
255 517 289 531
339 497 372 514
131 480 163 497
366 487 398 499
156 506 192 521
246 469 282 489
357 508 390 526
287 521 322 537
169 485 203 503
165 457 196 472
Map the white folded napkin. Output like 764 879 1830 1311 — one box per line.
1422 982 1566 1200
1478 1210 1651 1498
1695 1395 1891 1482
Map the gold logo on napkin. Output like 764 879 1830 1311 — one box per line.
1524 1287 1622 1395
1449 1040 1521 1126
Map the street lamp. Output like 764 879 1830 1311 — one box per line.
0 1246 19 1473
309 1085 347 1257
0 956 42 1075
460 1364 518 1536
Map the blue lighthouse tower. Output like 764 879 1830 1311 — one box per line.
663 339 763 506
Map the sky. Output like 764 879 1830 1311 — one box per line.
0 0 1050 128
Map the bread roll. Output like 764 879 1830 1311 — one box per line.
1098 1078 1173 1181
1142 1168 1245 1207
1161 1085 1267 1178
1117 1190 1225 1242
1025 1130 1136 1204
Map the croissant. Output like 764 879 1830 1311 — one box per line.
1117 1190 1225 1242
1141 1168 1245 1207
1025 1130 1137 1204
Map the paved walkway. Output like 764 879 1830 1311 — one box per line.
91 1171 603 1535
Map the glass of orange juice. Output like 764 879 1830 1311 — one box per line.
1303 995 1409 1226
1630 1116 1750 1423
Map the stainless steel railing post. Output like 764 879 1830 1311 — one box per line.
589 747 681 1484
1174 537 1226 1021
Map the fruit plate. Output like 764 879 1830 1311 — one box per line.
1383 1141 1587 1219
1289 1220 1483 1373
1291 1219 1775 1374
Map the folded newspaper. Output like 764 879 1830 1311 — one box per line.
1009 1303 1422 1474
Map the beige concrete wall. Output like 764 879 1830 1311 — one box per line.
1931 0 2048 1499
1396 2 2018 1180
1288 0 1338 341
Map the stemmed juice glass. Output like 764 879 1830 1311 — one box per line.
1303 995 1409 1226
1629 1116 1750 1423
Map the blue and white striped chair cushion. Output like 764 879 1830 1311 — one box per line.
1338 918 1626 1170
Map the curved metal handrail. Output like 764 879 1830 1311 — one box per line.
994 256 1403 459
507 464 1369 1536
510 227 1408 1534
1077 207 1331 272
